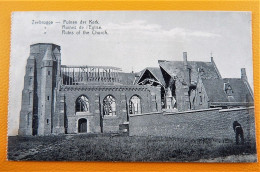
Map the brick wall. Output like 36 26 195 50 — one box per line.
129 107 256 142
61 85 161 134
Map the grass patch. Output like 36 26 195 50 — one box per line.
8 134 257 162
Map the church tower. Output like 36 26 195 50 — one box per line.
19 43 61 136
38 47 57 135
18 55 36 135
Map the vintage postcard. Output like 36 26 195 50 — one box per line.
8 11 256 162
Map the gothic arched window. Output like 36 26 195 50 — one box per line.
75 95 89 112
29 77 32 86
129 95 141 114
103 95 116 116
29 92 32 105
27 113 31 126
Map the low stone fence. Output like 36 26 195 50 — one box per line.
129 107 255 142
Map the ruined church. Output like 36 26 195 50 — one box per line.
18 43 254 136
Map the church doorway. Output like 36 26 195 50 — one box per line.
78 118 87 133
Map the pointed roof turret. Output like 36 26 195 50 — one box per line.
42 46 54 61
53 47 60 54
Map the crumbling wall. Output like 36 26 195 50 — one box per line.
61 85 161 134
129 107 255 142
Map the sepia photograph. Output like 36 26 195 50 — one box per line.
8 11 256 162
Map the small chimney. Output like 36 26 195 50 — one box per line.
241 68 248 81
211 56 214 62
183 52 190 86
183 52 188 67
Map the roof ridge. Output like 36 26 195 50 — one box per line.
146 67 160 69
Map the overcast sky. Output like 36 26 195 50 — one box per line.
9 11 253 136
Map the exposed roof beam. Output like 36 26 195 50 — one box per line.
61 65 122 71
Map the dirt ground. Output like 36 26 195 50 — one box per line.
196 154 257 162
7 134 257 162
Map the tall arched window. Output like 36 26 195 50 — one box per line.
129 95 141 114
103 95 116 116
29 78 32 86
75 95 89 112
29 92 32 105
27 113 31 126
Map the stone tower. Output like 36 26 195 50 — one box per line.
19 43 61 136
18 55 36 135
38 47 56 135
